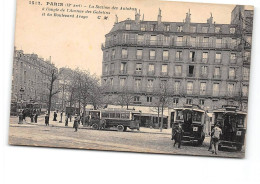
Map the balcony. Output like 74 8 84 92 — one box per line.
134 71 142 75
163 56 169 61
213 75 221 79
202 58 208 63
187 73 195 78
228 76 236 80
109 71 114 75
147 71 155 76
119 70 127 75
102 39 239 50
160 72 168 76
174 73 182 77
215 59 222 63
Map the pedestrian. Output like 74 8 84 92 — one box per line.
73 115 79 132
65 114 69 126
34 112 38 123
30 113 34 123
211 124 222 155
171 123 183 148
53 111 57 121
22 109 26 121
45 113 49 126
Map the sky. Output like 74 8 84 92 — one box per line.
14 0 253 77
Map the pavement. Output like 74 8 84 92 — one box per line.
8 113 245 158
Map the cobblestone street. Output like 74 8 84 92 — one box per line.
8 114 245 158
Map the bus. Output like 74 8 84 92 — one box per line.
88 109 141 132
212 105 247 151
172 105 206 146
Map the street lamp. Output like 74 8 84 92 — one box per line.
18 87 25 124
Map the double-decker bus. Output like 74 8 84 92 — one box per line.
172 105 206 146
212 106 247 151
88 109 141 132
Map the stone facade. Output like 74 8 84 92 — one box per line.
101 5 252 112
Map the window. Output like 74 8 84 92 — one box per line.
242 85 248 96
213 83 219 96
165 25 170 31
137 35 144 44
190 26 196 32
230 27 236 34
147 79 154 90
120 63 127 74
175 65 182 76
150 50 156 60
202 27 208 33
161 64 168 75
214 67 220 79
135 63 142 74
111 49 115 59
121 48 128 58
122 33 129 43
199 99 205 106
151 24 156 31
148 64 155 74
134 96 140 102
231 38 237 47
230 53 236 63
110 63 114 74
200 82 206 95
187 82 193 95
202 37 209 47
110 78 113 86
176 51 182 61
105 51 109 59
163 36 170 46
227 83 235 96
147 96 152 103
173 98 179 105
202 52 208 63
126 23 131 30
141 24 146 31
186 99 193 104
163 50 169 61
215 53 221 63
176 36 183 46
104 64 108 74
188 65 195 77
135 79 141 91
189 51 195 62
243 67 249 80
160 80 167 88
177 26 183 32
190 37 196 46
136 49 143 59
120 78 126 87
229 68 236 79
201 66 208 77
174 81 181 93
150 35 157 45
215 27 221 33
216 38 222 48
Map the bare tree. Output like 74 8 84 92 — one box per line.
116 86 135 110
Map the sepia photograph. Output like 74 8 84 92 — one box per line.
8 0 254 158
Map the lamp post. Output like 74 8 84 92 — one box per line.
18 87 25 124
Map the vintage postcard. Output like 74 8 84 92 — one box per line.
9 0 254 158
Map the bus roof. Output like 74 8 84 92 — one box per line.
213 109 247 115
174 108 205 113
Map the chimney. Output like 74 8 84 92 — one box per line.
207 13 213 24
135 9 141 23
157 8 162 24
115 14 118 24
185 9 191 23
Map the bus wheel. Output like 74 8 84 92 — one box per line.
123 126 127 132
236 145 242 151
117 125 124 132
92 123 99 130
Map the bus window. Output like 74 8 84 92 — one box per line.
115 113 120 118
110 112 115 118
121 112 130 119
102 112 109 118
176 110 184 120
192 111 202 122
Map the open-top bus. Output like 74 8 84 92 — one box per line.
88 109 141 132
172 104 206 146
212 105 247 151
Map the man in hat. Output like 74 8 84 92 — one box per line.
73 114 80 132
45 113 49 126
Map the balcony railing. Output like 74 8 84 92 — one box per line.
102 39 239 50
160 72 168 76
187 73 195 77
228 75 236 80
134 71 142 75
213 75 221 79
119 70 127 74
147 71 155 75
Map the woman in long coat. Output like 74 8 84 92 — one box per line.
73 115 79 132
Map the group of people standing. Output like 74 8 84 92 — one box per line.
18 109 39 123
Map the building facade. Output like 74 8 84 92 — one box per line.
11 47 59 106
101 6 252 112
